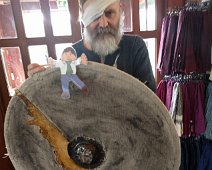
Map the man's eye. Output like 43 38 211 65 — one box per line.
105 11 115 18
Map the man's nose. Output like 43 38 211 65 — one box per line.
98 14 109 27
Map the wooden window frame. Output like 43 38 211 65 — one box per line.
0 0 167 109
0 0 82 111
126 0 166 84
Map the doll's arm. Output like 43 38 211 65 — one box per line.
48 57 56 66
48 57 63 68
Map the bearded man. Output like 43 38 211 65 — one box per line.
28 0 156 92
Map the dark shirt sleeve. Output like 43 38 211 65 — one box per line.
131 36 156 92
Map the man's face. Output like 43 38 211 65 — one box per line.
83 1 124 57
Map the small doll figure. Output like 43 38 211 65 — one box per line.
48 47 88 99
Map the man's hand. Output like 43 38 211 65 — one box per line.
27 63 46 77
80 53 88 65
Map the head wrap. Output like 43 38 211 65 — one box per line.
82 0 118 27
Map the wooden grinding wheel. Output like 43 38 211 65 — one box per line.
4 62 180 170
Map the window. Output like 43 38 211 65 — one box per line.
0 0 164 96
21 1 45 37
0 2 17 39
0 0 81 96
139 0 156 31
124 0 164 78
0 47 25 96
50 0 72 36
28 45 48 64
121 0 133 32
139 0 157 77
144 38 156 76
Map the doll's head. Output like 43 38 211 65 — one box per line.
61 47 77 62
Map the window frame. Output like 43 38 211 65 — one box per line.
0 0 81 77
126 0 166 83
0 0 165 110
0 0 82 110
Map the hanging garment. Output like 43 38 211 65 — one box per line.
204 81 212 140
157 15 170 72
198 140 212 170
170 82 183 136
156 79 167 105
160 14 179 75
173 10 197 73
181 81 206 137
199 11 212 72
165 80 175 111
194 81 206 137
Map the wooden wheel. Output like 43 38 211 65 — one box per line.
4 62 180 170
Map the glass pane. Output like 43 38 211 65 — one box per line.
50 0 72 36
20 0 45 38
0 2 17 39
121 0 132 32
139 0 146 31
139 0 156 31
0 47 25 96
55 43 73 59
28 45 48 65
144 38 156 77
147 0 156 30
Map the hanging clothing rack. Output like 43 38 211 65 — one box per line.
167 6 182 16
185 0 212 10
166 0 211 16
163 73 208 82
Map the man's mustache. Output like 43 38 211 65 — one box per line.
95 27 117 36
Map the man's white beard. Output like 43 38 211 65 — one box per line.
83 15 124 57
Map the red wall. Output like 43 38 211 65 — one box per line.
167 0 185 8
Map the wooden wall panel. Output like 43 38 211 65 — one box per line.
0 3 20 170
167 0 185 8
0 108 14 170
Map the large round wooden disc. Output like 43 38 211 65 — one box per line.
4 62 180 170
